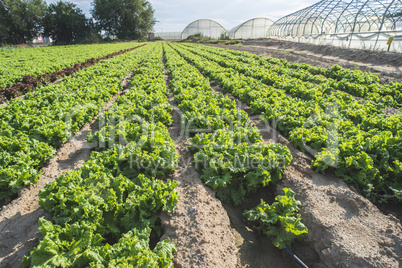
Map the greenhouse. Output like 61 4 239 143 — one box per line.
268 0 402 52
182 19 227 40
229 18 274 39
155 32 182 40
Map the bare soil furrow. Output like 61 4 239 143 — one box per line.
159 59 238 268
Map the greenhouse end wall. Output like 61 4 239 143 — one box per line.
182 19 227 40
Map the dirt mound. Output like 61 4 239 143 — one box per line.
282 148 402 268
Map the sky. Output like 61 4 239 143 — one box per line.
44 0 319 32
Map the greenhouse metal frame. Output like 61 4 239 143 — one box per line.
268 0 402 52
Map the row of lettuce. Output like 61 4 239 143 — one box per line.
172 43 401 203
163 43 308 249
23 44 180 267
201 45 401 108
0 44 147 203
0 42 142 89
1 44 146 103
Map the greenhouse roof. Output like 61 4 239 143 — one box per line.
228 18 274 39
269 0 402 37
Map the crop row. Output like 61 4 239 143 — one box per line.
188 44 401 108
0 44 146 103
218 46 380 85
163 43 307 249
171 43 402 203
0 44 151 204
179 43 401 137
0 42 143 89
24 44 179 267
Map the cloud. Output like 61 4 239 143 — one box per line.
45 0 319 32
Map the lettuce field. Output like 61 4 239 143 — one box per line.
0 42 401 267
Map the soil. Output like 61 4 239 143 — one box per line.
382 107 402 116
0 72 135 267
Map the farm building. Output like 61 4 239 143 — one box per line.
228 18 274 39
268 0 402 52
181 19 227 40
32 33 52 43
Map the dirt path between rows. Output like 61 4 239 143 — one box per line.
159 61 238 267
0 72 135 267
210 81 402 268
207 39 402 83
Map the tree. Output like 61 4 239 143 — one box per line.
0 2 8 43
0 0 47 44
91 0 155 40
43 1 89 44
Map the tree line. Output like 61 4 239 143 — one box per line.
0 0 155 45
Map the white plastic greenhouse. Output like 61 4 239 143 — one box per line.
181 19 227 40
268 0 402 52
228 18 274 39
154 32 182 40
